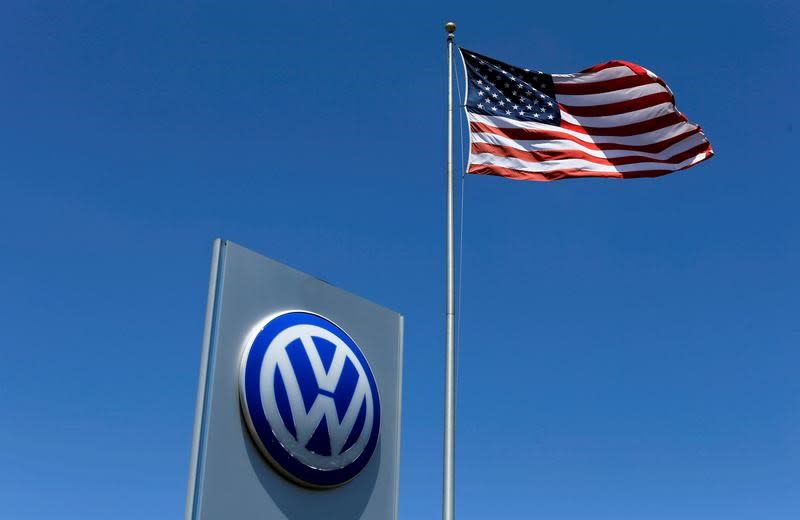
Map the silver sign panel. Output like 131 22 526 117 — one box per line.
186 240 403 520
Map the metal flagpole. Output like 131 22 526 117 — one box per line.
443 20 457 520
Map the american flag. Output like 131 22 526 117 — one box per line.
461 48 713 181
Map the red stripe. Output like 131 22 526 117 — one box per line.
559 92 674 117
468 152 712 181
560 111 687 137
554 74 656 95
579 60 648 75
471 141 712 167
469 121 702 154
468 164 580 181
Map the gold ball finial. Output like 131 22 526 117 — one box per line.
445 22 456 34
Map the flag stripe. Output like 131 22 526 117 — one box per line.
469 115 702 149
559 92 675 117
577 60 652 76
552 66 637 85
560 112 688 137
471 141 712 167
469 120 704 155
467 163 701 181
471 131 710 160
556 83 668 107
554 74 656 95
559 102 676 128
469 150 711 174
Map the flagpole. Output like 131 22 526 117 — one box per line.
443 20 457 520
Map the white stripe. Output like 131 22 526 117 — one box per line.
470 151 709 174
559 102 675 128
472 131 708 161
469 113 699 146
557 83 667 107
552 66 636 85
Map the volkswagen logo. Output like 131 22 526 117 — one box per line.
239 311 381 488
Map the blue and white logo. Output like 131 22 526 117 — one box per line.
239 311 381 488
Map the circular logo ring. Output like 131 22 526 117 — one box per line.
239 311 381 488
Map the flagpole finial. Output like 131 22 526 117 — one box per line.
445 22 456 35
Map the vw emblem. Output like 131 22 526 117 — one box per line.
239 311 381 488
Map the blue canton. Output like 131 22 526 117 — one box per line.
462 48 561 126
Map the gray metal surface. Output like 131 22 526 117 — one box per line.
186 239 403 520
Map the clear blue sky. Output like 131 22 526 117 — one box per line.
1 1 798 519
